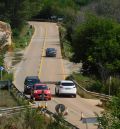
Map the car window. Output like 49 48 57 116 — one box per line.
61 82 74 86
26 79 40 85
35 85 48 90
48 48 55 51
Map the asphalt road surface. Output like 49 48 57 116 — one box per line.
14 21 103 129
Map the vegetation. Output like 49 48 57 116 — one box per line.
13 23 34 49
98 95 120 129
82 0 120 22
0 0 41 29
72 14 120 77
0 108 69 129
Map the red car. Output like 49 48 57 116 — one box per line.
31 83 51 100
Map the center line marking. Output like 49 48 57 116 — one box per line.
38 26 47 78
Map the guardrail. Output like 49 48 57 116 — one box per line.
43 109 79 129
0 105 32 116
73 79 110 99
10 83 30 102
71 79 111 106
0 80 12 89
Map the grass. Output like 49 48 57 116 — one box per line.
72 72 95 89
0 90 18 107
13 23 34 49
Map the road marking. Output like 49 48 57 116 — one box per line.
38 26 47 78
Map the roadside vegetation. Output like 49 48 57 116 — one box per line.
13 23 34 49
0 90 17 107
0 108 69 129
98 94 120 128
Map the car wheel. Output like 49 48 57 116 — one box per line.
30 95 33 100
24 88 27 93
74 94 76 98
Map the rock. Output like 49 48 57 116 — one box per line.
0 21 12 47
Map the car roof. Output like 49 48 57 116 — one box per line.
25 76 39 79
47 48 56 50
34 83 47 86
60 80 74 83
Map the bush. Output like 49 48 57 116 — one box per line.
87 80 103 92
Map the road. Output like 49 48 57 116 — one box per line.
14 21 103 129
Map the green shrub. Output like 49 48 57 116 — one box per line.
87 80 103 92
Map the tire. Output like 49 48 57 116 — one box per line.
74 94 76 98
24 89 27 94
30 95 33 100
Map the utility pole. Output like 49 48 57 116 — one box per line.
109 76 112 96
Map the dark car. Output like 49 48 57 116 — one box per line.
46 48 56 57
24 76 40 94
31 83 51 101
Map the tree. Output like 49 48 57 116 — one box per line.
72 14 120 78
0 0 42 29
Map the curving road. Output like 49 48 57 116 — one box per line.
14 22 103 129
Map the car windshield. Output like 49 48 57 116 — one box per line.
61 82 74 86
35 85 48 90
27 79 40 85
48 48 55 51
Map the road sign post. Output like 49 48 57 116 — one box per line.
0 70 2 80
0 66 4 80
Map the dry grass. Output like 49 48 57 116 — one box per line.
0 90 18 107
